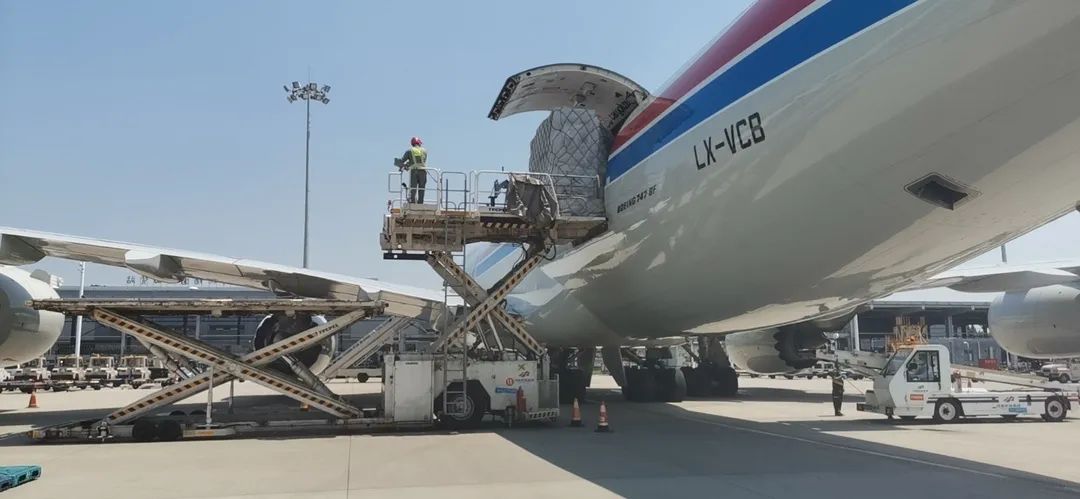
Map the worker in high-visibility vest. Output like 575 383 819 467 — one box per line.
400 137 428 203
831 369 845 416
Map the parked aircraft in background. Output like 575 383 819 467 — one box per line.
0 267 64 366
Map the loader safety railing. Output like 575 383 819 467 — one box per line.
387 168 603 218
387 169 470 214
469 170 602 218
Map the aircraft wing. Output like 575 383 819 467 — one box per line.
915 259 1080 293
0 226 455 321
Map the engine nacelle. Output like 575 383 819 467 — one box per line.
990 284 1080 358
724 328 826 374
0 267 64 366
253 313 335 374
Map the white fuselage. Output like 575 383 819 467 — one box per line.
477 1 1080 347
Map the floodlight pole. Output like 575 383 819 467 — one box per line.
304 96 311 269
284 80 330 269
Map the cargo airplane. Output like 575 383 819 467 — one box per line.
7 0 1080 403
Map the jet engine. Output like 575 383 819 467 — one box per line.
0 267 65 366
989 284 1080 358
724 329 824 374
723 314 850 374
252 313 335 374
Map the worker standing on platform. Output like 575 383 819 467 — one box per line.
831 369 844 416
401 137 428 204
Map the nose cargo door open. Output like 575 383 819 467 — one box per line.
488 63 650 133
488 64 650 219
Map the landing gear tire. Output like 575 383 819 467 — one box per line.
683 367 708 397
710 365 739 397
435 381 490 430
623 367 658 402
157 420 183 442
657 368 687 402
131 420 158 442
932 399 961 423
1043 397 1067 422
623 366 690 403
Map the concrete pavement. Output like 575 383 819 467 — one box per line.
1 376 1077 498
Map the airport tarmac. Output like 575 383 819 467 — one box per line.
2 375 1080 498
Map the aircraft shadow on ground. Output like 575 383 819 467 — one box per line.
686 385 840 404
488 388 1080 499
4 387 1080 498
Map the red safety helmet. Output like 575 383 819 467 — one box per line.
410 136 423 147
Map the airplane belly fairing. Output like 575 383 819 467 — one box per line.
508 1 1080 342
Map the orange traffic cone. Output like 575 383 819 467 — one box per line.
570 398 583 427
595 401 611 433
27 391 39 409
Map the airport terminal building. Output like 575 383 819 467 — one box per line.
846 288 1004 365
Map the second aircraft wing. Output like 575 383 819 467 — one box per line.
914 259 1080 293
0 226 456 321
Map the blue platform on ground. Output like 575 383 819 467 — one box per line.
0 466 42 491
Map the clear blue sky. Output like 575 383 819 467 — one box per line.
3 0 1080 290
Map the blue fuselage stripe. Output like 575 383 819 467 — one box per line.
473 244 518 277
606 0 916 183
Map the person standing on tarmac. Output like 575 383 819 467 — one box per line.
831 369 845 416
401 137 428 204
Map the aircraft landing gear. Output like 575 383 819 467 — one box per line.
623 366 687 402
683 337 739 397
684 363 738 397
621 347 687 403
